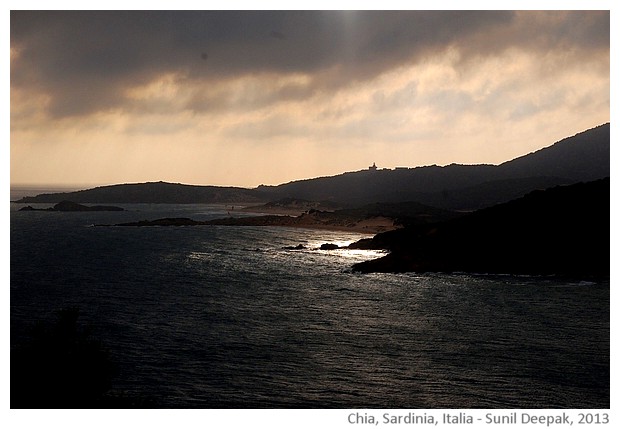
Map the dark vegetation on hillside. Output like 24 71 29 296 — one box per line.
333 200 459 227
351 178 610 278
11 308 114 408
259 123 610 209
11 308 155 408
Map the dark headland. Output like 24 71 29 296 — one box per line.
350 178 610 279
14 123 610 278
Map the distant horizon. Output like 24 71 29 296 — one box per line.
9 121 610 190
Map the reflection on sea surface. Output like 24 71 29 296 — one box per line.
10 204 609 408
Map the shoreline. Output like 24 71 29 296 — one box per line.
265 220 397 235
111 213 400 235
238 208 400 234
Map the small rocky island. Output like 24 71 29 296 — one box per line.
19 201 124 212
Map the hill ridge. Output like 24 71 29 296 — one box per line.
14 123 609 210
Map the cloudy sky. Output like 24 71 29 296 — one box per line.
10 9 610 188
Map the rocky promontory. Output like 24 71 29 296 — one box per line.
351 178 610 279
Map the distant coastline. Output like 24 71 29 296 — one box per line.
11 123 610 211
10 123 610 278
10 185 96 202
105 213 398 235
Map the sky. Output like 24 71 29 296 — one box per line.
9 7 611 188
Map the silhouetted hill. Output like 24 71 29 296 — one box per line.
411 176 578 211
351 178 610 278
14 124 609 211
15 181 269 204
497 123 610 182
258 164 500 208
259 123 609 210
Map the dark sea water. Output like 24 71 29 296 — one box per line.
10 201 609 409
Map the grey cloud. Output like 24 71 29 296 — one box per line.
11 10 609 119
185 78 317 114
526 11 609 51
456 11 609 64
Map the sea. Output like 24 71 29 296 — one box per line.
9 188 610 409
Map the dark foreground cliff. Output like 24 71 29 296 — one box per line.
351 178 610 279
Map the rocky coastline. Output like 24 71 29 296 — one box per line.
109 211 398 234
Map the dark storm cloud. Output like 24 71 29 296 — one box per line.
10 10 609 118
